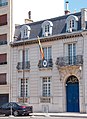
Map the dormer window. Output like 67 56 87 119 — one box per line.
20 25 31 39
42 20 53 37
66 15 78 32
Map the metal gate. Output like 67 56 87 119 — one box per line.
66 76 79 112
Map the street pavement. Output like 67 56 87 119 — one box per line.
0 113 87 119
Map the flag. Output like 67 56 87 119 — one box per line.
37 36 44 60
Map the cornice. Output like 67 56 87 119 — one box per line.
10 31 83 47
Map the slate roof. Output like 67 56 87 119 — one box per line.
15 12 81 41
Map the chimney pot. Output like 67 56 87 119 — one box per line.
28 11 31 19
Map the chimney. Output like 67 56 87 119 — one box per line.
25 11 33 24
28 11 31 19
65 1 70 15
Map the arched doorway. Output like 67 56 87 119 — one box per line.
66 75 79 112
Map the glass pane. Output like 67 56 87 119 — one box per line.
48 47 52 59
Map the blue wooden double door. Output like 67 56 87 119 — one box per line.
66 75 79 112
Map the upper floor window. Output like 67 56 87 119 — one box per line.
20 25 31 39
17 48 30 70
43 47 52 60
0 34 7 45
18 48 29 63
42 20 53 37
0 53 7 65
0 14 7 26
0 0 8 7
66 15 78 32
0 73 7 85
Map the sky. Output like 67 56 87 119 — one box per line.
66 0 87 13
13 0 64 24
13 0 87 25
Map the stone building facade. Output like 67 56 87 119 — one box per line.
0 0 13 106
10 8 87 113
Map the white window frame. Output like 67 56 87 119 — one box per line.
42 20 53 37
42 77 51 97
68 43 76 65
18 78 29 97
43 47 52 60
18 48 29 62
66 15 78 32
20 25 31 39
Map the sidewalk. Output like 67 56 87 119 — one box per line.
32 112 87 118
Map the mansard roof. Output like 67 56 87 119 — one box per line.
14 12 81 41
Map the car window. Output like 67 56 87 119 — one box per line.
9 103 18 108
1 103 9 108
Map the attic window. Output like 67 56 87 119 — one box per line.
20 25 31 39
42 20 53 37
66 15 78 32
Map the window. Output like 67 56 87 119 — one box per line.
66 15 78 32
0 34 7 45
0 0 8 7
19 79 29 97
18 49 30 69
42 20 53 37
19 49 29 62
0 14 7 26
42 77 51 97
68 43 76 65
20 25 31 39
0 53 7 65
43 47 52 60
0 73 7 85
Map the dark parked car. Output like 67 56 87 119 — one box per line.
0 102 33 116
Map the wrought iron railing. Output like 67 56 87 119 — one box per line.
56 55 83 67
16 61 30 70
38 59 53 68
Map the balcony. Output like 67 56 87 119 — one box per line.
38 59 53 69
16 61 30 70
0 2 8 7
56 55 83 67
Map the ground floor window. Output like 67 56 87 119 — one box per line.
19 78 29 97
42 77 51 97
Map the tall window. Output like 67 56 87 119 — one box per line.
68 43 76 65
19 79 29 97
18 49 29 69
43 47 52 60
19 49 29 62
42 77 51 97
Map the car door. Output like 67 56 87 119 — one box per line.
0 103 9 115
